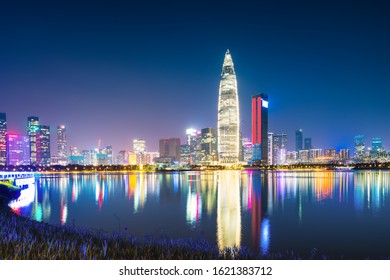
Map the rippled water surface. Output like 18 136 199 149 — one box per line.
10 170 390 258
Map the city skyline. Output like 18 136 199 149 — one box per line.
1 1 390 152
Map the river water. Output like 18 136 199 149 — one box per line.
9 170 390 258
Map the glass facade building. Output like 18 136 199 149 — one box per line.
37 125 51 165
6 133 30 166
218 50 240 164
295 129 303 152
57 125 68 165
251 94 268 164
0 112 6 165
200 127 217 165
28 116 39 165
304 137 312 150
158 138 181 164
354 135 365 158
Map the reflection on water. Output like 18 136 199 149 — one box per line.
8 170 390 257
217 171 241 249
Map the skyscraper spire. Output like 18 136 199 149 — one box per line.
218 49 240 163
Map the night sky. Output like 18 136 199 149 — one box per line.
1 0 389 153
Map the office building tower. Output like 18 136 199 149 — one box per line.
304 138 312 150
36 125 50 165
251 93 268 164
133 139 146 153
242 137 253 164
200 127 217 165
133 139 147 165
116 150 128 165
0 112 6 165
309 149 322 161
6 133 30 166
372 138 383 152
299 150 309 162
185 129 200 165
273 133 288 165
286 151 298 163
268 132 274 165
145 151 159 165
158 138 181 164
295 129 303 152
106 146 113 165
324 149 337 160
180 144 190 166
354 135 365 158
218 49 240 163
57 125 68 165
68 146 83 164
339 149 350 160
28 116 39 165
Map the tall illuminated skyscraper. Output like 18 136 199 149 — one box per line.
218 49 239 163
57 125 68 165
6 133 30 166
251 94 268 164
295 129 303 152
354 135 365 158
36 125 51 165
0 112 6 165
28 116 39 165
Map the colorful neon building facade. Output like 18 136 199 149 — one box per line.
0 112 6 165
251 94 268 164
6 133 30 166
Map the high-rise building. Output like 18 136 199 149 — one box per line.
339 149 350 160
200 127 217 165
286 151 298 164
145 152 159 165
354 135 365 158
106 146 113 165
242 137 253 164
299 150 309 162
133 139 146 153
180 144 190 166
6 133 30 166
295 129 303 152
186 129 200 165
28 116 39 165
218 49 240 164
81 149 93 165
267 132 274 165
309 149 322 161
133 139 149 165
36 125 51 165
57 125 68 165
158 138 181 164
372 137 383 152
116 150 128 165
128 151 137 165
0 112 6 165
251 93 268 164
304 138 312 150
273 133 288 165
324 149 337 160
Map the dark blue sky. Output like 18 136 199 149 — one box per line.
1 0 389 152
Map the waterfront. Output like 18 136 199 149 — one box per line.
9 170 390 259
